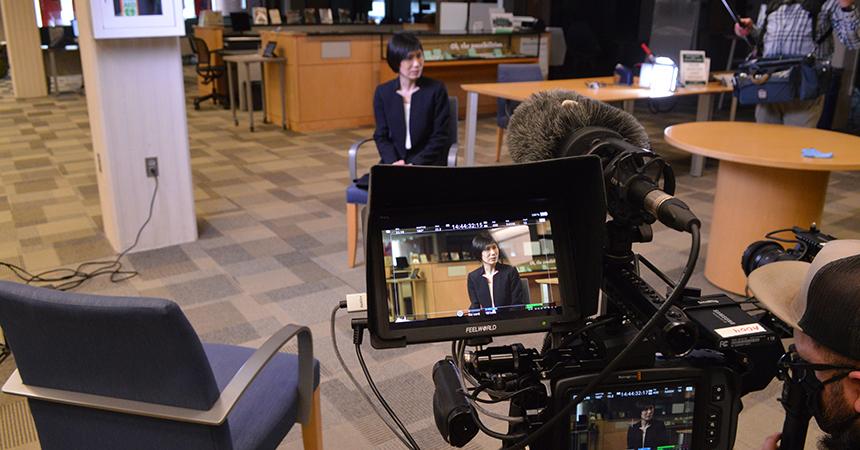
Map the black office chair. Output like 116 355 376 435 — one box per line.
189 36 227 110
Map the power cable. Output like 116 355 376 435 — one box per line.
0 176 159 291
329 303 413 449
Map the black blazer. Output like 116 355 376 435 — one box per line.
373 77 451 166
626 420 670 450
467 263 526 310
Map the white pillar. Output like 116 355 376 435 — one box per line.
75 0 197 252
0 0 48 97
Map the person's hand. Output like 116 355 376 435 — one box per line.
734 18 754 37
839 0 855 9
392 160 406 166
760 432 781 450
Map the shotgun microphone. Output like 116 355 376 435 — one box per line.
506 90 700 233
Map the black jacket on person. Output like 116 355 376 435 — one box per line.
372 76 451 166
467 263 526 310
626 419 670 450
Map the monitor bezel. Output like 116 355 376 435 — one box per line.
366 156 607 348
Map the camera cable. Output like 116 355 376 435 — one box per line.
329 303 414 449
353 320 421 450
0 175 159 291
508 223 701 450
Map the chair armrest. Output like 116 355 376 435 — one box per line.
349 138 374 181
2 324 314 426
447 143 459 167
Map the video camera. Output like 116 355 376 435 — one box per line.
360 154 783 449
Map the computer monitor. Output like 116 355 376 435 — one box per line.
365 156 607 348
230 12 252 33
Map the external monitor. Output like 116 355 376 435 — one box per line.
366 156 607 348
230 12 252 33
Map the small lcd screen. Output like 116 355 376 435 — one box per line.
569 382 696 450
381 210 562 329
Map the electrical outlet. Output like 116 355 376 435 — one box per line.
145 157 159 178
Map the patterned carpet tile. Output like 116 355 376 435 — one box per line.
1 70 858 449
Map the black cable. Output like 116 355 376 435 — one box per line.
557 317 618 350
0 176 159 291
354 332 420 450
508 223 702 449
329 304 412 449
637 254 676 288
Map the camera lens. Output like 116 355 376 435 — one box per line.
741 240 797 276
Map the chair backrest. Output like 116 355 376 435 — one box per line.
0 281 220 410
192 37 212 66
496 64 544 129
447 96 459 167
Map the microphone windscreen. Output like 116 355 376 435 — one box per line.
507 90 650 163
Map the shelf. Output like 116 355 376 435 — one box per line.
424 57 539 67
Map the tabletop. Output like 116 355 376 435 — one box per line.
664 122 860 171
461 76 732 103
222 54 285 63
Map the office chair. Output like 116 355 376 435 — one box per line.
346 96 460 268
495 64 544 162
190 36 227 110
0 281 322 450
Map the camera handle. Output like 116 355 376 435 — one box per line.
778 377 812 450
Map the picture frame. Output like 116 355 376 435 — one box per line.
252 7 269 25
319 8 333 25
303 8 318 24
268 9 282 25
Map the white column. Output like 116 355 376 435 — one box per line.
0 0 48 98
76 0 197 253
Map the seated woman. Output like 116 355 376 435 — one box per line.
467 231 526 311
373 32 452 166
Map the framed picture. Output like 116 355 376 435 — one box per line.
262 41 277 58
252 7 269 25
303 8 318 24
285 10 302 24
319 8 333 25
337 8 352 24
268 9 282 25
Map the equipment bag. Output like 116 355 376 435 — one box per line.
733 56 831 105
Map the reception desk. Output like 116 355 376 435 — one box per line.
251 30 547 132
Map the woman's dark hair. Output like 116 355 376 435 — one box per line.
386 32 423 73
471 231 497 259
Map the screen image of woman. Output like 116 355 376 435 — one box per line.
467 231 526 311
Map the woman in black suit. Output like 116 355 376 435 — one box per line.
373 33 452 166
467 231 526 311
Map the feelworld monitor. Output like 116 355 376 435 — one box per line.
366 157 608 348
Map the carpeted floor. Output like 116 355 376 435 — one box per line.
0 69 858 449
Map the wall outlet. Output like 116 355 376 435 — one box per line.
145 157 159 177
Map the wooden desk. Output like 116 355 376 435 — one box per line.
223 54 286 132
42 44 81 95
461 76 735 173
664 122 860 294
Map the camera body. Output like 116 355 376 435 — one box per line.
741 224 836 276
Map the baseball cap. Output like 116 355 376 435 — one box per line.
748 239 860 361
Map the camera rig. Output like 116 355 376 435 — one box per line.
433 213 784 449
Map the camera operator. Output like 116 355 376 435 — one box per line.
749 240 860 449
734 0 860 127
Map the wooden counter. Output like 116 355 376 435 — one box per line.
256 31 548 132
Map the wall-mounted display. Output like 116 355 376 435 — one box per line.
90 0 184 39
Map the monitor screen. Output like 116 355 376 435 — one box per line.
569 382 696 450
381 210 563 329
230 12 252 33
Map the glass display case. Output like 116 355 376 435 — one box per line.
89 0 185 39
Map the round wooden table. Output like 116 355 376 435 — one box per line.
664 122 860 294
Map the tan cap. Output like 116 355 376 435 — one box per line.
748 239 860 334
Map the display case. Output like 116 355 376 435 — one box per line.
89 0 185 39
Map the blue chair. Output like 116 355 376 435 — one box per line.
0 281 321 450
346 96 459 267
495 64 544 162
